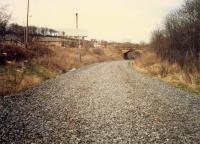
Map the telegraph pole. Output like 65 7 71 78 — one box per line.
25 0 30 48
76 13 81 62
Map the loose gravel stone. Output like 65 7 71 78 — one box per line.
0 61 200 143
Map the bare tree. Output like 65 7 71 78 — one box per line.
0 6 11 39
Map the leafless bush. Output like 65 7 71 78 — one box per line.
92 48 105 55
30 44 53 58
0 44 33 64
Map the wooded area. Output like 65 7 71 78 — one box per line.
151 0 200 73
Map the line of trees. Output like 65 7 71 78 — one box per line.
7 23 60 36
151 0 200 72
0 6 61 42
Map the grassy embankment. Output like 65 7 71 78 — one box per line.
131 49 200 95
0 43 123 96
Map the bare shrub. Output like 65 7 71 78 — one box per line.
30 44 53 58
0 44 33 64
135 50 158 68
92 48 105 55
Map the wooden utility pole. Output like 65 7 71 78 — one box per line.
25 0 30 48
76 13 81 62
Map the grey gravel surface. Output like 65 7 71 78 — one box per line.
0 60 200 144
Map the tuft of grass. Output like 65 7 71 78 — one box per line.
25 61 56 79
18 75 41 91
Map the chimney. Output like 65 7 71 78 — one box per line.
76 13 78 29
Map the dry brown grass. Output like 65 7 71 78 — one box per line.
103 47 123 60
37 48 81 73
0 43 123 96
132 50 200 94
37 47 120 72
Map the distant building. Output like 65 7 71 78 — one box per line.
93 40 108 48
94 41 101 48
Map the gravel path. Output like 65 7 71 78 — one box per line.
0 61 200 143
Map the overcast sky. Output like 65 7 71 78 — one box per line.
0 0 184 42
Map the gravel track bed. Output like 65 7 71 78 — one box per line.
0 60 200 143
